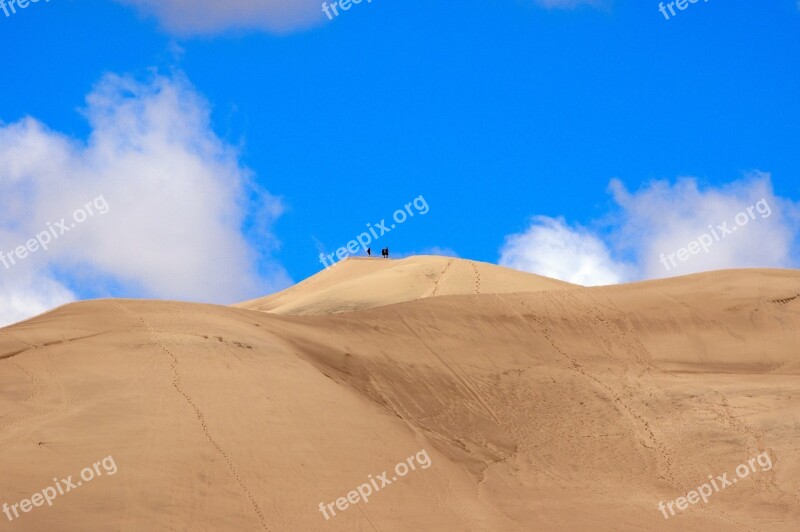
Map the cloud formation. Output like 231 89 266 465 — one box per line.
499 216 631 286
0 72 289 326
609 175 798 279
395 247 460 260
114 0 324 35
500 174 799 285
113 0 605 36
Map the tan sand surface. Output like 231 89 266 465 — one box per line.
236 256 575 314
1 257 799 530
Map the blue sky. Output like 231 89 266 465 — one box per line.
1 0 799 324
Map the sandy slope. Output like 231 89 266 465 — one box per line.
236 256 575 314
1 258 799 531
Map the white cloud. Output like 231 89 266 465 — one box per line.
394 247 460 259
499 216 632 286
499 175 800 285
113 0 324 35
0 272 76 327
609 174 799 279
113 0 605 36
0 71 289 327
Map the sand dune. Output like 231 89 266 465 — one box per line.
1 257 799 530
236 256 575 315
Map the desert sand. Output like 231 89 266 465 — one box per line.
1 256 799 530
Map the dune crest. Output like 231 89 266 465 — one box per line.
236 255 575 315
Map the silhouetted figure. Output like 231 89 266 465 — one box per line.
367 247 371 257
381 248 389 258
